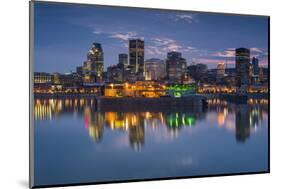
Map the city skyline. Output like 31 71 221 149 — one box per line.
34 2 269 73
31 2 269 187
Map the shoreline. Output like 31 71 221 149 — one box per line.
34 92 268 99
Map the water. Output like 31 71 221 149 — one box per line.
33 98 268 186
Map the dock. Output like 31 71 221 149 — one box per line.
96 95 207 112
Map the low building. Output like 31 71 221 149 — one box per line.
167 83 196 97
53 73 83 87
107 65 123 82
104 81 166 98
34 72 52 84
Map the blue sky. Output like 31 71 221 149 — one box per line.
34 2 269 73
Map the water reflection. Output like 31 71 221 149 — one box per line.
207 98 267 142
34 98 268 185
34 98 268 150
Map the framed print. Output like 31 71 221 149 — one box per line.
29 1 269 188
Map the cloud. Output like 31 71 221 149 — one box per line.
92 30 102 34
92 29 141 41
212 49 235 58
173 13 198 23
146 37 197 57
206 47 268 68
186 46 197 50
226 47 235 51
213 47 267 58
146 46 163 56
110 32 141 41
250 47 263 53
195 58 235 67
91 29 143 49
259 57 269 66
146 37 182 56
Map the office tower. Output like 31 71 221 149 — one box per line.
235 48 250 86
117 54 128 81
129 39 144 77
144 58 166 81
216 61 225 82
118 53 128 69
86 43 104 78
252 57 259 75
166 51 187 82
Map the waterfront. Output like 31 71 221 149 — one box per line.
33 98 268 186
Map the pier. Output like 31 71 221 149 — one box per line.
96 95 207 112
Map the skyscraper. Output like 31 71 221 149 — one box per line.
86 43 104 78
216 61 225 82
144 58 166 81
118 53 128 69
166 51 187 82
252 57 259 75
129 39 144 77
235 48 250 86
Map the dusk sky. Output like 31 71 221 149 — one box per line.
34 2 269 73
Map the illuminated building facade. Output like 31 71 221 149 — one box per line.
104 81 166 98
252 57 259 75
34 72 52 84
144 58 165 81
52 72 82 87
216 61 225 82
197 84 236 93
129 39 144 79
236 48 251 86
166 51 187 82
167 83 196 97
107 65 123 82
84 43 104 81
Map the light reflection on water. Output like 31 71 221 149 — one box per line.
33 98 268 186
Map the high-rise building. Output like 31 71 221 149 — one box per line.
117 54 128 81
235 48 251 86
118 53 128 69
260 67 268 84
129 39 144 78
166 51 187 82
144 58 166 81
86 43 104 78
252 57 259 75
216 61 225 82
